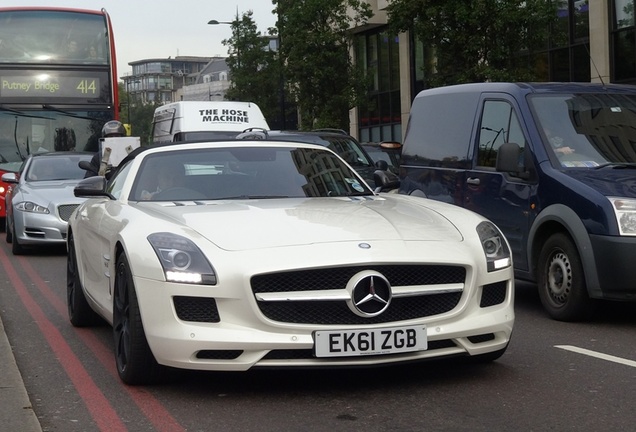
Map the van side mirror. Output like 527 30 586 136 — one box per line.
496 142 530 180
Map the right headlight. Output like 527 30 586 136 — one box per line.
476 221 511 272
16 201 49 214
608 197 636 236
148 232 217 285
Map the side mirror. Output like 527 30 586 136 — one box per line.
74 176 112 198
373 168 400 193
496 142 530 180
1 172 18 184
79 160 97 175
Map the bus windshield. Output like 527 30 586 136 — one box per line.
0 109 112 169
0 10 109 65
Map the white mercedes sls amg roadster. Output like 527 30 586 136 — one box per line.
67 139 514 385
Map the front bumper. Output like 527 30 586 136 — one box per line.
134 270 515 371
590 234 636 300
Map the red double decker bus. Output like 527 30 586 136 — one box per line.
0 7 119 221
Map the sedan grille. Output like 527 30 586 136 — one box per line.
251 265 466 325
58 204 80 222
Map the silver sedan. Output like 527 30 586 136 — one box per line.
3 151 93 254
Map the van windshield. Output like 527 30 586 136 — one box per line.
530 93 636 168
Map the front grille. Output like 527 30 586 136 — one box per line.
252 265 465 293
252 265 466 325
58 204 80 222
173 296 220 323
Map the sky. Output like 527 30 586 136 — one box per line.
1 1 277 79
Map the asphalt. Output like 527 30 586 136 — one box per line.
0 313 42 431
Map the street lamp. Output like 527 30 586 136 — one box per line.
207 19 239 66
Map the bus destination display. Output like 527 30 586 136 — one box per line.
1 74 103 100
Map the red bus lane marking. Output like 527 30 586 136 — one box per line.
17 256 186 432
0 252 127 432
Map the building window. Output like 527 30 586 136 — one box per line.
356 29 401 143
612 0 636 82
514 1 591 82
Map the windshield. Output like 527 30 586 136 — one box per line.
0 10 109 65
0 109 111 171
26 153 93 181
530 93 636 168
130 146 372 201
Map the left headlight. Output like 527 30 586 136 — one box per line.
608 197 636 236
16 201 49 214
148 232 217 285
476 221 511 272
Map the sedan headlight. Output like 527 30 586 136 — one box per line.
608 197 636 236
476 221 511 272
16 201 49 214
148 232 217 285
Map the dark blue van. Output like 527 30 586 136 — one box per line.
399 82 636 321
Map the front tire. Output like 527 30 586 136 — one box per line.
113 252 161 385
5 216 12 243
11 221 24 255
67 232 101 327
537 233 596 321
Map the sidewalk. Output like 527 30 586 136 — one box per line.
0 313 42 432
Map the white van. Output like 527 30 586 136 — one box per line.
151 101 269 143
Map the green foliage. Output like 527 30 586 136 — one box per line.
118 82 160 145
386 0 557 87
273 0 372 130
222 11 293 130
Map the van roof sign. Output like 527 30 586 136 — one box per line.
152 101 269 143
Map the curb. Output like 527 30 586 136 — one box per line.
0 313 42 432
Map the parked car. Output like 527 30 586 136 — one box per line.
398 82 636 321
67 139 514 385
2 151 93 255
235 128 379 187
361 141 403 174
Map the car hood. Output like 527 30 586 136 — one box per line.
139 196 464 251
19 180 85 203
564 168 636 197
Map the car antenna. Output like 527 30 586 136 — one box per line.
585 43 605 87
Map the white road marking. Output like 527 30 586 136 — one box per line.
555 345 636 368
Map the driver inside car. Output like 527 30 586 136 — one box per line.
140 160 186 200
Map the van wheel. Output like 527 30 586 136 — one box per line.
537 233 596 322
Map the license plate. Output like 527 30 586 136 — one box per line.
314 325 427 358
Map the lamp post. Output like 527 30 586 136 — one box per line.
207 19 239 67
126 78 131 125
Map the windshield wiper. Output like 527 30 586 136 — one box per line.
0 105 50 120
42 104 103 121
594 162 636 170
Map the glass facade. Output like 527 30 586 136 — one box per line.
612 0 636 82
539 0 591 82
125 57 211 104
356 31 402 143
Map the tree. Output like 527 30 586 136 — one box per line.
222 11 293 130
273 0 372 130
386 0 558 87
118 81 159 145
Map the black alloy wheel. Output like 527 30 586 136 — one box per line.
113 251 161 385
